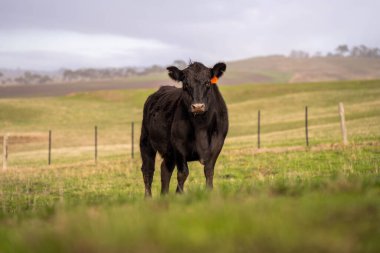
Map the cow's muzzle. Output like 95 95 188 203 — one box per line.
191 103 206 114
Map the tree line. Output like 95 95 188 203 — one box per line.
0 71 52 85
289 44 380 58
0 65 166 85
62 65 165 82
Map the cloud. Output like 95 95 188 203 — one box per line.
0 30 180 69
0 0 379 69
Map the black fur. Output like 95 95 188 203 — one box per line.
140 62 228 197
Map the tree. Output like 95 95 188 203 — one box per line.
349 44 380 58
289 50 309 58
14 76 26 85
335 44 349 56
372 48 380 57
350 46 360 57
63 69 75 81
367 47 380 58
39 75 52 84
359 45 369 57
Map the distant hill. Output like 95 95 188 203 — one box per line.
1 56 380 98
223 56 380 85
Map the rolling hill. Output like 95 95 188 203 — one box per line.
1 56 380 98
226 55 380 84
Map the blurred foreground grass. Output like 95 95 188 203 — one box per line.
0 144 379 253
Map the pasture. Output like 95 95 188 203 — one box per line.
0 79 380 252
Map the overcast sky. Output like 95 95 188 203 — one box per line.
0 0 379 70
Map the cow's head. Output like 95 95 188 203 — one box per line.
167 62 226 115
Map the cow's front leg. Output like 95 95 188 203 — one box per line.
195 130 211 165
203 133 225 190
176 157 189 193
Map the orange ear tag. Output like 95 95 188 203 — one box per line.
211 76 218 84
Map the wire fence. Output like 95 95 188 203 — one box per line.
1 103 351 170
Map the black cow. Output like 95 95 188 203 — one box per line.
140 62 228 197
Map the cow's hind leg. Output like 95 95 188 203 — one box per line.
140 140 156 198
176 158 189 193
161 158 175 195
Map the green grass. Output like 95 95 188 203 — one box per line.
0 146 379 253
0 79 380 252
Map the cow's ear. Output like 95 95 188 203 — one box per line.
167 66 184 82
211 62 226 78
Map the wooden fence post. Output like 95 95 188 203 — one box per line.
305 106 309 147
257 110 261 149
131 122 134 159
48 130 52 165
339 102 348 145
95 126 98 164
2 134 8 171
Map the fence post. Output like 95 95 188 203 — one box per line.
2 134 8 171
95 126 98 164
305 106 309 147
48 130 52 165
257 110 261 149
131 122 134 159
339 102 348 145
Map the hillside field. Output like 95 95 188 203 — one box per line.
2 56 380 99
0 79 379 252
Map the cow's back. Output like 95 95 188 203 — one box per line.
141 86 182 157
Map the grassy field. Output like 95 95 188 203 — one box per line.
0 79 380 252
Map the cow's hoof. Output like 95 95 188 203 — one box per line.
176 187 184 194
144 190 152 198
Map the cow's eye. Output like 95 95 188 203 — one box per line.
205 81 211 87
